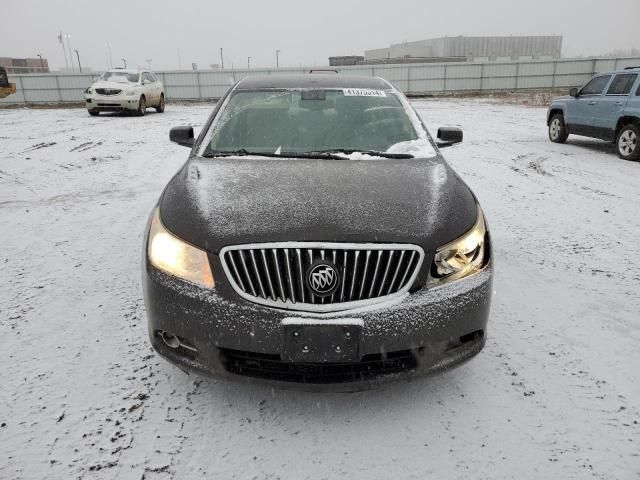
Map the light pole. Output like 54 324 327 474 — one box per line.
121 58 127 68
74 50 82 72
37 54 44 72
177 48 182 70
106 43 113 69
276 49 280 69
146 59 152 70
65 34 74 71
58 32 69 70
247 56 251 69
220 48 224 70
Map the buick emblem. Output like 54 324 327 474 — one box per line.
307 262 340 296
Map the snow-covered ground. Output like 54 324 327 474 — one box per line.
1 100 639 480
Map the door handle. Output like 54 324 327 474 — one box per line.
588 101 597 105
615 101 624 106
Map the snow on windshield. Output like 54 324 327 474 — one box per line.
99 71 139 83
386 138 437 158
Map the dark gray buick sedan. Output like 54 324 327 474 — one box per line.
142 74 492 389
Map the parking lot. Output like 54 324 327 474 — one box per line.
1 99 639 479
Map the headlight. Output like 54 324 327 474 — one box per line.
429 205 488 285
126 89 136 96
147 208 215 288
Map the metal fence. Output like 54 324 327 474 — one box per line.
2 56 640 105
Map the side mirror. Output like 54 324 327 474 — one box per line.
170 126 195 148
437 127 463 147
570 87 579 97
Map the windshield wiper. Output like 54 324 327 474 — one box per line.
202 149 282 158
279 151 350 160
202 149 350 160
306 149 414 159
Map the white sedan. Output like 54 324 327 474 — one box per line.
84 69 165 116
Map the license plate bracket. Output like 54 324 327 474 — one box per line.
281 318 362 363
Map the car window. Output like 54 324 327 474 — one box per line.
99 71 139 83
203 89 420 155
142 73 151 83
149 73 157 82
580 75 612 95
607 74 638 95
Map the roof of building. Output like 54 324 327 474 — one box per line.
236 74 391 90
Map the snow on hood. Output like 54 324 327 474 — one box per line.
159 156 477 254
90 81 138 89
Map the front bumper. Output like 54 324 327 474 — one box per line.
85 94 139 111
143 249 493 390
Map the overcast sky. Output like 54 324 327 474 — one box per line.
3 0 639 71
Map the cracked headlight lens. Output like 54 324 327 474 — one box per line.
429 205 488 285
147 208 215 288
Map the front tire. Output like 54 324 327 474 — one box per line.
155 94 165 113
549 114 569 143
88 110 99 117
617 124 639 161
136 96 146 116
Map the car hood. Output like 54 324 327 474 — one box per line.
91 81 137 90
159 156 478 255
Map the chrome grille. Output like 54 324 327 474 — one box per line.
95 88 122 95
220 242 424 312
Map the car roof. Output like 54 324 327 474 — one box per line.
597 67 640 75
236 74 392 90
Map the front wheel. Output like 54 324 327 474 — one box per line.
617 124 639 161
549 114 568 143
136 96 146 116
88 110 99 117
155 94 165 113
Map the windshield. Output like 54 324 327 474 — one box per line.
201 89 422 156
98 71 140 83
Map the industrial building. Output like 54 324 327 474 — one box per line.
0 57 50 73
328 56 365 66
329 55 464 66
357 56 465 65
364 35 563 63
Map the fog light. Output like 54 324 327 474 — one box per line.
161 331 180 349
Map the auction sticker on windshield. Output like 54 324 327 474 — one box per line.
343 88 387 97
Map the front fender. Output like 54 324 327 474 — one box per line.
547 104 566 125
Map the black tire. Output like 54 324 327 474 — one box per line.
155 93 165 113
136 96 146 116
548 113 569 143
616 123 640 161
0 67 9 87
88 110 99 117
